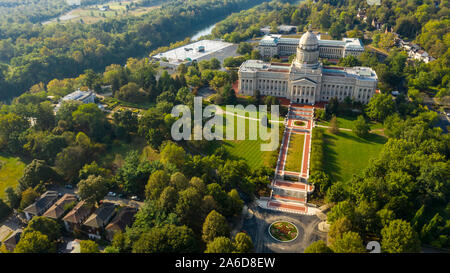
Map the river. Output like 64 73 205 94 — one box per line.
191 23 216 40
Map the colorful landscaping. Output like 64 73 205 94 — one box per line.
293 120 306 126
269 221 298 242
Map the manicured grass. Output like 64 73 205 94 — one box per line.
219 105 285 122
323 131 387 183
269 221 298 242
284 133 305 172
0 154 26 199
318 115 383 130
200 112 280 169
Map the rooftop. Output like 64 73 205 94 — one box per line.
62 201 93 224
152 40 236 65
83 202 116 228
105 207 137 232
259 34 364 51
61 89 94 102
23 191 59 215
43 194 78 219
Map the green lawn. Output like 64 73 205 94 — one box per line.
219 105 285 122
200 112 280 169
318 115 383 130
284 133 305 172
0 154 26 199
323 131 387 183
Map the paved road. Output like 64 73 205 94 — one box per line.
243 203 326 253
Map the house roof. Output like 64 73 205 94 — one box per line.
62 201 93 224
105 207 137 232
23 191 59 215
3 229 22 250
83 202 116 228
43 194 77 219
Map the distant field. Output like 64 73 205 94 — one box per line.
284 133 305 172
323 131 387 183
45 1 161 25
318 115 383 130
0 155 26 199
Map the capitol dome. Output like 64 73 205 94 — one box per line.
294 28 320 68
299 29 319 49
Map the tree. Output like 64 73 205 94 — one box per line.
205 236 235 253
237 42 253 55
80 240 100 253
0 113 29 154
4 187 20 209
227 189 243 216
338 55 361 67
158 186 178 213
132 225 198 253
20 188 40 210
330 231 366 253
160 142 187 169
18 159 59 192
328 217 353 245
170 172 189 192
175 187 203 231
202 210 230 243
145 170 170 200
233 232 254 253
78 175 108 205
329 115 339 134
23 216 61 242
14 231 55 253
0 199 11 221
304 240 333 253
381 219 420 253
115 150 159 195
353 115 370 138
366 93 396 122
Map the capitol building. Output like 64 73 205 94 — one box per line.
238 29 378 105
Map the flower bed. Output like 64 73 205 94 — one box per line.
294 120 306 126
269 221 298 242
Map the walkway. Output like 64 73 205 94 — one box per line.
261 104 319 215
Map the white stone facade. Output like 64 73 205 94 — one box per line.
258 34 365 60
239 30 377 105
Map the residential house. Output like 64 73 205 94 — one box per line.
62 201 94 232
83 202 116 240
23 191 59 221
43 194 78 220
3 229 22 252
105 207 137 241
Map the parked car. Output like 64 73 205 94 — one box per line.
131 195 139 201
65 184 73 189
107 192 116 197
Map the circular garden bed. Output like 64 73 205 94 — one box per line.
293 121 306 126
268 221 299 242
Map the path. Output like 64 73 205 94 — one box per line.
260 104 321 215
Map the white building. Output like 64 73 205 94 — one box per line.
55 89 96 111
152 40 238 69
258 34 365 60
238 29 378 105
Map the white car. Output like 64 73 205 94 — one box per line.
107 192 116 197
